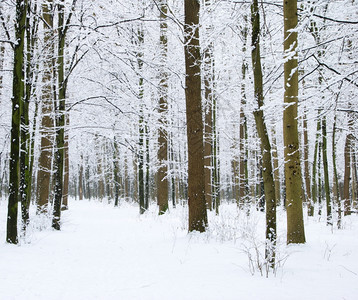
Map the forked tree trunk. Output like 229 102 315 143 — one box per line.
283 0 305 244
184 0 208 232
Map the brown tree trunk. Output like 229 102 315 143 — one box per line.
184 0 208 232
271 126 281 206
157 0 169 214
303 110 311 202
36 0 54 213
343 134 352 216
283 0 305 244
62 111 69 210
251 0 276 264
239 14 249 209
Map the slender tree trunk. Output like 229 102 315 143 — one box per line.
145 123 150 210
310 116 321 216
303 109 311 203
138 112 145 213
157 0 169 214
19 1 34 232
53 0 67 230
332 113 341 228
271 126 281 205
62 113 69 210
124 154 129 201
79 161 83 200
203 0 215 210
343 134 352 216
321 115 332 225
212 88 220 215
239 15 249 209
113 137 120 207
283 0 305 244
7 0 27 244
203 54 213 211
184 0 208 232
36 0 54 213
351 153 357 211
251 0 277 265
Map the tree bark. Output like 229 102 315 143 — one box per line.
184 0 208 232
7 0 27 244
53 0 66 230
321 115 332 225
36 0 54 213
283 0 305 244
239 14 249 209
251 0 276 264
157 0 169 214
343 134 352 216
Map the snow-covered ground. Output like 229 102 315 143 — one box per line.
0 199 357 300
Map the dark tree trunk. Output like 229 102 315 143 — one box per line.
184 0 208 232
7 0 27 244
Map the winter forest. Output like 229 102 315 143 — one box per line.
0 0 357 299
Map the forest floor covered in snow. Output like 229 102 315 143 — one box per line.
1 198 357 300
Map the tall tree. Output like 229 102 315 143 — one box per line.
52 0 67 230
283 0 305 244
251 0 276 264
203 0 213 211
239 14 249 209
36 0 55 213
7 0 27 244
157 0 169 215
184 0 208 232
321 115 332 225
137 24 145 214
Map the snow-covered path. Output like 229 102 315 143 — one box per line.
1 200 358 300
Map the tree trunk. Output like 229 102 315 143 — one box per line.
283 0 305 244
62 113 69 210
332 113 341 228
7 0 27 244
271 126 281 205
113 137 120 207
303 109 311 203
321 115 332 225
157 0 169 214
79 161 83 200
239 15 249 209
212 86 220 215
53 0 66 230
184 0 208 232
145 123 150 210
251 0 277 265
36 0 54 213
343 134 352 216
